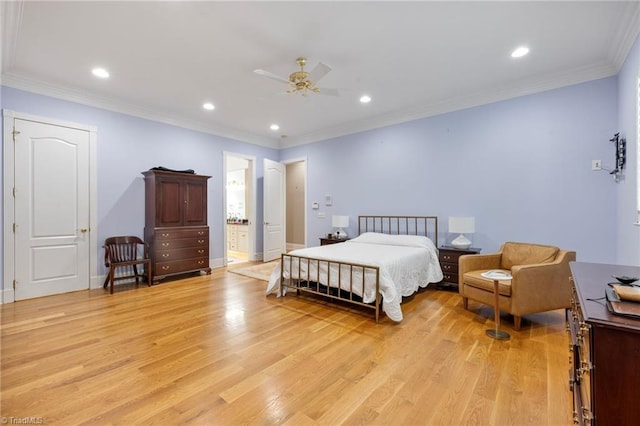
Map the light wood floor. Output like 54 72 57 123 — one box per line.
1 266 572 425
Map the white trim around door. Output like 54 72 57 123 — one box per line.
2 109 98 303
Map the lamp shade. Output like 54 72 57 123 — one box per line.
332 215 349 239
332 215 349 228
448 217 475 234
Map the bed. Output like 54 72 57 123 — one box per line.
266 215 443 322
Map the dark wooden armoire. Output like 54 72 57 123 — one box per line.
142 169 211 282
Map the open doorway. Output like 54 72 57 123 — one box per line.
285 160 306 251
224 153 255 265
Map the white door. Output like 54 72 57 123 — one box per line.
14 118 91 300
263 159 285 262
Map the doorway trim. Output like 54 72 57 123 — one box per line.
223 151 257 266
282 157 308 249
2 109 98 303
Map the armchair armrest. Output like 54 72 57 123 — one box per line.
459 253 502 275
458 253 502 290
510 250 576 315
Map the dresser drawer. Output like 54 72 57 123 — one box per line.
155 237 208 250
440 262 458 274
442 272 458 284
156 257 209 275
155 246 209 261
439 250 467 263
155 227 208 240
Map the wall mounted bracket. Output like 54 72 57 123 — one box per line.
609 132 626 182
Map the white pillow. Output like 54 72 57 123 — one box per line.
347 232 435 250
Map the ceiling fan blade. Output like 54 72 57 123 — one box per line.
253 69 290 85
316 87 340 97
308 62 331 84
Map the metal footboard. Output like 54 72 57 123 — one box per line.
279 253 382 322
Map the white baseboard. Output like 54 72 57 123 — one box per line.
2 287 15 303
90 275 103 290
248 252 263 262
211 257 225 269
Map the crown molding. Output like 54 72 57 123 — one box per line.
608 1 640 70
279 61 618 149
1 0 23 74
1 72 281 150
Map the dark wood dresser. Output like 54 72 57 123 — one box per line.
568 262 640 425
437 246 481 289
143 170 211 282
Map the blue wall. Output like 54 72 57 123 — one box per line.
282 77 620 263
616 33 640 266
0 86 279 288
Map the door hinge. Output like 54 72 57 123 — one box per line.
12 128 20 141
12 187 16 197
13 280 17 290
13 223 16 233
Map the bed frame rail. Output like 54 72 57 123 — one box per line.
358 215 438 246
280 253 382 322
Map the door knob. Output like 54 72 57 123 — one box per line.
80 228 89 233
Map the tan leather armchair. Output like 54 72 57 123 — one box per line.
458 242 576 330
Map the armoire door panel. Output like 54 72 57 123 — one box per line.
157 178 182 226
184 180 207 226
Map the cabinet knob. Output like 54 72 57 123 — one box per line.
198 239 205 244
162 242 170 247
443 255 451 260
198 249 204 254
162 266 169 270
162 254 170 258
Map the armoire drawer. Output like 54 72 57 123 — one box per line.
155 258 209 275
155 227 208 240
155 237 208 250
155 246 209 261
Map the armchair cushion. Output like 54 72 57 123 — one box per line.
500 242 558 270
463 270 512 296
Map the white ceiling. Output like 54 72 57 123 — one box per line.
2 1 639 149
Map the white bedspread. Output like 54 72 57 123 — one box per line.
266 233 443 322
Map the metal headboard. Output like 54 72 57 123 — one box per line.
358 215 438 246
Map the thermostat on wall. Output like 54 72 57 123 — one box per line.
312 202 319 209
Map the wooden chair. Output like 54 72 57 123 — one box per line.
103 236 152 294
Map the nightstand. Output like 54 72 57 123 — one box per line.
320 237 349 246
437 246 481 290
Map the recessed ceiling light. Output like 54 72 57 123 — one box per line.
270 124 280 131
360 95 372 103
203 102 215 110
91 67 110 78
511 46 530 58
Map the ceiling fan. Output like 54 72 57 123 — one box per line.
254 57 339 96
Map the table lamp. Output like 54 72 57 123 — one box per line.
332 215 350 239
449 216 475 249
